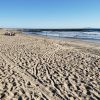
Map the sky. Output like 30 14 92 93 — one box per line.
0 0 100 28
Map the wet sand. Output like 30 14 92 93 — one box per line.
0 30 100 100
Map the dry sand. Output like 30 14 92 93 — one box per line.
0 29 100 100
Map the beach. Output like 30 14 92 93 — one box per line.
0 29 100 100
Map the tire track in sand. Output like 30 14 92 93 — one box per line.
0 52 62 100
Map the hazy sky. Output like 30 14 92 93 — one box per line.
0 0 100 28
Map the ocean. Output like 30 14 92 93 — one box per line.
24 31 100 43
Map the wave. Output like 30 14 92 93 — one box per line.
25 31 100 42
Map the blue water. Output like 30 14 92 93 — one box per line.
24 31 100 43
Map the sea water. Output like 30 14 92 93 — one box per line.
25 31 100 43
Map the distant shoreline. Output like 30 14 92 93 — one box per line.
1 28 100 32
1 28 100 43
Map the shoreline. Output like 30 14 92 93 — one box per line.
23 31 100 47
24 31 100 44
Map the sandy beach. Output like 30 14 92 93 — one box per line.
0 29 100 100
